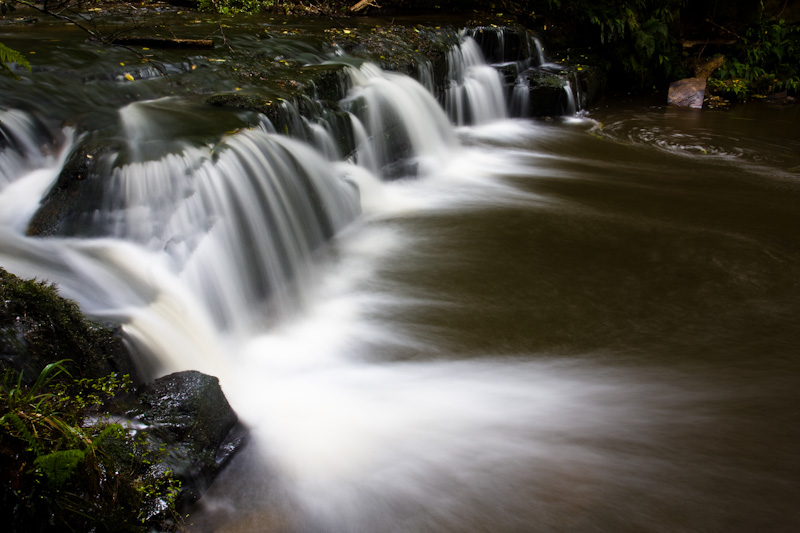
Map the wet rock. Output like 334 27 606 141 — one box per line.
207 93 289 126
26 136 119 238
133 370 245 505
0 267 137 383
520 68 576 117
668 77 707 109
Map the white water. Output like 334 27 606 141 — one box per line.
0 38 719 532
445 36 508 126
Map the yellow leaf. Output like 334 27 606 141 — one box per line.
125 73 134 82
343 29 351 34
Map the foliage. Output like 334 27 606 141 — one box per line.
196 0 350 15
0 361 182 531
197 0 274 14
0 42 30 80
710 13 800 100
543 0 688 88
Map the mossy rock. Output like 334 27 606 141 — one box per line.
0 267 136 384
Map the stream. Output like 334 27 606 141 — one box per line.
2 10 800 533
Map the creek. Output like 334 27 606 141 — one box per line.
2 11 800 533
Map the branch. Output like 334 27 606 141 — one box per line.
350 0 381 13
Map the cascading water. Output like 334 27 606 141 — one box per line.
2 17 799 533
444 35 508 126
343 62 458 178
0 110 72 230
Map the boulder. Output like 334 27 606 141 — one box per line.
668 77 707 109
0 267 137 383
26 136 119 238
133 370 246 505
520 68 576 117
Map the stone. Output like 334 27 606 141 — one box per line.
134 370 245 505
668 77 707 109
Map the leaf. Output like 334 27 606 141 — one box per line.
34 449 86 487
0 42 31 79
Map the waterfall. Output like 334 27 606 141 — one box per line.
444 35 508 126
0 110 73 231
0 23 592 530
343 62 458 178
563 80 578 115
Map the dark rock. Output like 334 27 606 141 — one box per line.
26 136 119 238
521 68 576 117
0 267 137 384
133 370 245 505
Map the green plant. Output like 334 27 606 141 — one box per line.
0 41 31 79
0 362 180 531
544 0 688 88
711 10 800 100
197 0 276 14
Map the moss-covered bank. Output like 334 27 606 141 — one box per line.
1 267 243 532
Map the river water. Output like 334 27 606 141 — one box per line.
2 12 800 533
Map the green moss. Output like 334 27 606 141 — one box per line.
0 267 136 383
1 360 182 531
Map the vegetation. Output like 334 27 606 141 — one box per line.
537 0 688 88
1 268 181 531
0 360 182 531
709 10 800 100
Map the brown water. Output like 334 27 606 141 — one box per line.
190 103 800 532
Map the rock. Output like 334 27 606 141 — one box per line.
133 370 245 505
0 267 137 383
519 68 576 117
668 77 707 109
26 135 120 238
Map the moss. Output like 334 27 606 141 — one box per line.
1 365 182 532
0 267 136 384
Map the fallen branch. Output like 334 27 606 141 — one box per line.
350 0 381 12
109 37 214 50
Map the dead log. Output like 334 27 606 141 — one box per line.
111 37 214 50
